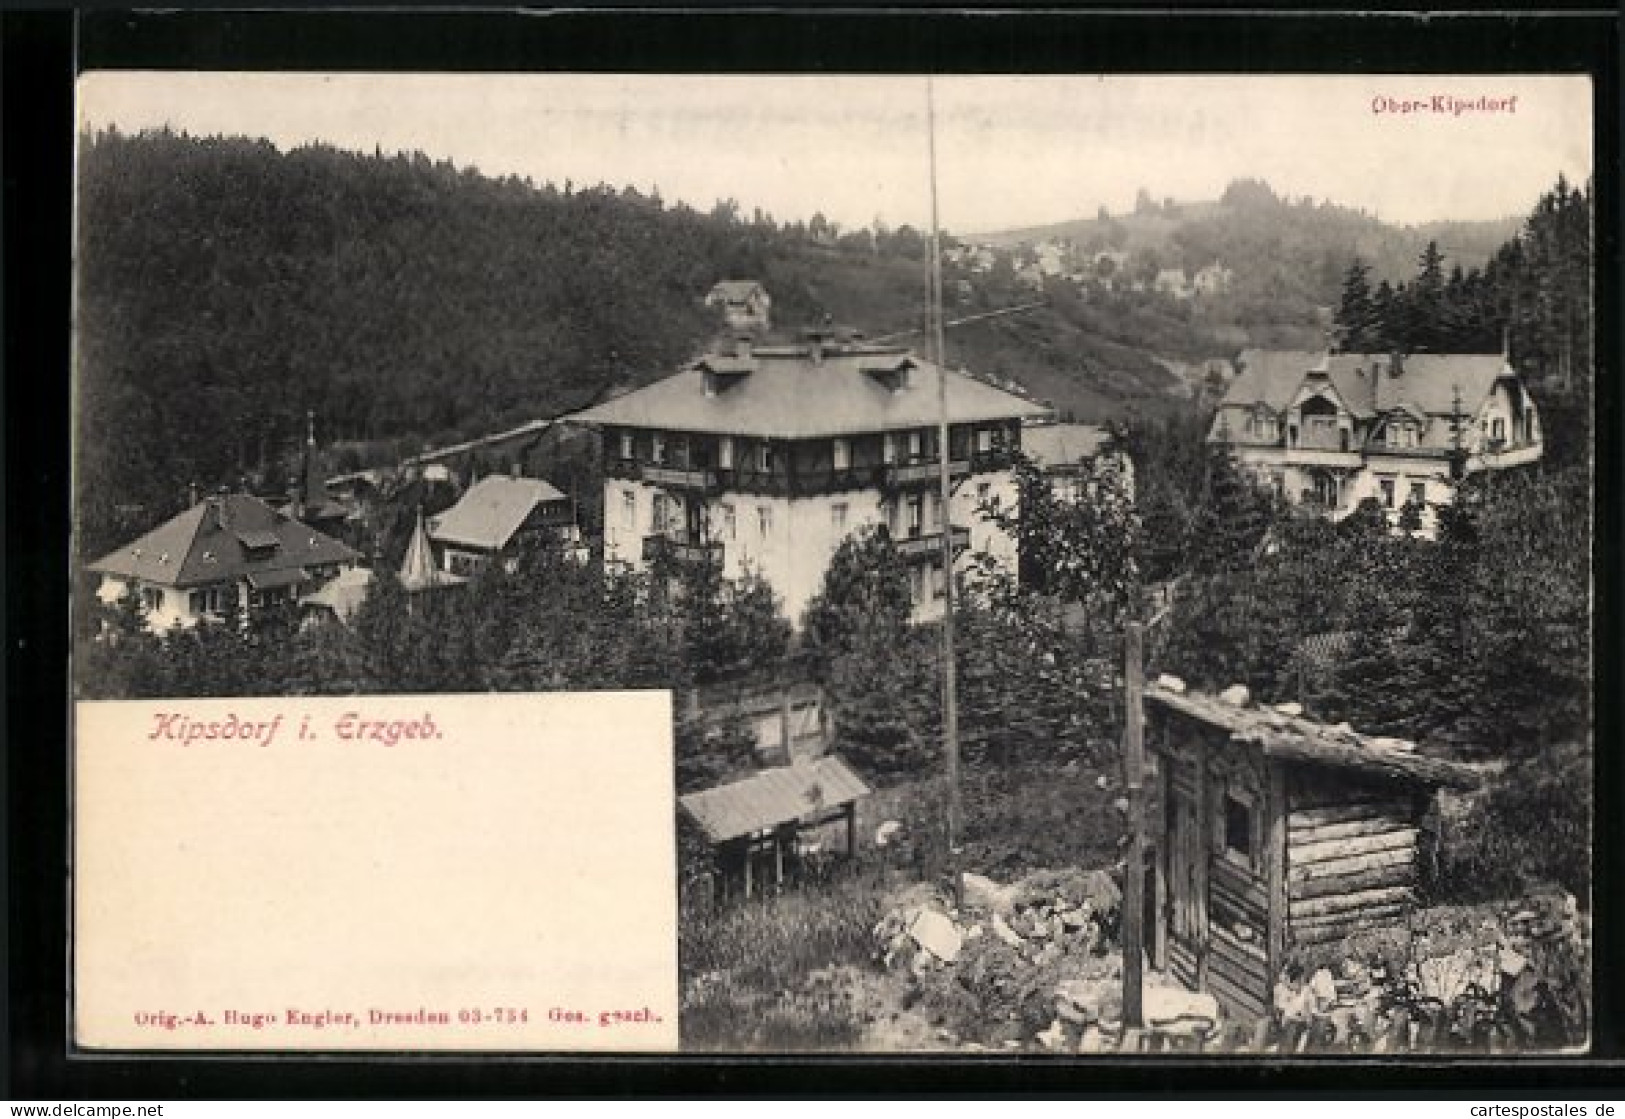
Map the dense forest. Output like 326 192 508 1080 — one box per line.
75 128 1180 557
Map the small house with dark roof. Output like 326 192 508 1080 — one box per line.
1144 683 1480 1020
705 280 773 332
572 334 1050 624
89 493 359 632
680 755 870 900
1210 349 1542 535
427 473 582 577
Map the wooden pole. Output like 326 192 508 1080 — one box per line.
1122 621 1146 1028
926 76 962 904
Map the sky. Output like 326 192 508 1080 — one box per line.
78 72 1593 236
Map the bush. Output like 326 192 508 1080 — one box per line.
1436 742 1591 903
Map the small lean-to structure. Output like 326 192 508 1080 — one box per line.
679 755 869 901
1144 682 1480 1020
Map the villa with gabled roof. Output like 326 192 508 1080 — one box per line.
1210 349 1543 534
572 332 1050 624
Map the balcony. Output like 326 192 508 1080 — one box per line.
641 464 719 493
642 534 723 566
1472 440 1543 471
893 525 971 562
883 459 971 488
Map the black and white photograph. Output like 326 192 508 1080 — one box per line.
70 67 1596 1056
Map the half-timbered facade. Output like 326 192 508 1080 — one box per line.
573 335 1049 624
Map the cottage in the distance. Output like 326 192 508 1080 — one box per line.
427 472 584 577
705 280 773 333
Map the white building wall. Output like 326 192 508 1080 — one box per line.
602 468 1021 628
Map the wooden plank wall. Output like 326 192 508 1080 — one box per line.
1208 857 1270 1017
1286 772 1422 947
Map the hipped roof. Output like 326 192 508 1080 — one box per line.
680 755 870 843
572 345 1049 439
1146 685 1481 791
88 493 357 590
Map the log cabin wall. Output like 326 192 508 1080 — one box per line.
1202 734 1275 1019
1285 765 1427 948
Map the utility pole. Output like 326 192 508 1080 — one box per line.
1121 621 1146 1028
926 77 962 904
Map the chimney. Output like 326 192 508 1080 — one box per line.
735 336 753 359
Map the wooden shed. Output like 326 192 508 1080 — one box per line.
680 755 870 901
1144 684 1480 1020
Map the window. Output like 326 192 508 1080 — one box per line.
651 493 670 533
1223 793 1255 866
1386 421 1418 449
621 491 636 531
757 505 772 538
882 434 898 465
757 443 774 472
909 566 926 605
907 494 924 536
977 481 992 505
976 428 994 454
718 436 734 470
1491 417 1507 441
652 433 667 465
618 432 634 460
1408 482 1426 506
141 586 164 612
1380 478 1396 508
908 431 925 461
930 563 946 600
832 438 851 471
721 504 736 541
831 503 848 532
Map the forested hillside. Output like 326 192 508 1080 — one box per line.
75 128 1185 555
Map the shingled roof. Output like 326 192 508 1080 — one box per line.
88 493 357 589
680 755 870 843
573 344 1048 439
1145 684 1481 791
428 475 567 553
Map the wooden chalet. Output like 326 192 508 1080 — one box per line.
1144 683 1480 1020
680 756 869 900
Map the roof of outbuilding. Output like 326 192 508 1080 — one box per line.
572 345 1049 439
88 493 358 590
679 755 871 843
427 475 567 552
1145 684 1482 790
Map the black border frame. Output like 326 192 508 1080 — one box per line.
7 5 1622 1098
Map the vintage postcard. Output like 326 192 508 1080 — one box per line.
72 70 1594 1055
